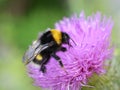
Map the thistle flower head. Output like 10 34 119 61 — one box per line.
27 12 113 90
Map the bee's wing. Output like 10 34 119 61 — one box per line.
22 40 49 64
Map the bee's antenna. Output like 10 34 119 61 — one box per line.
68 38 76 48
70 38 77 46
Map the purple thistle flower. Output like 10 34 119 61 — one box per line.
27 12 113 90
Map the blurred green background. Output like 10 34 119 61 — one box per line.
0 0 120 90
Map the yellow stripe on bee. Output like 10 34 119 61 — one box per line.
36 54 43 61
50 29 62 45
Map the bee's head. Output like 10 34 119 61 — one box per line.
62 32 76 47
62 32 71 46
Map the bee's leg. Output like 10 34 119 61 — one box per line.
60 47 67 52
51 53 64 67
40 56 50 73
51 53 68 73
40 65 46 73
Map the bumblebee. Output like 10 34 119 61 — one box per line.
23 29 72 73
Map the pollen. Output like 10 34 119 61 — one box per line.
36 54 42 61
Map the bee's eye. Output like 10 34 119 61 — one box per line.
65 34 70 41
